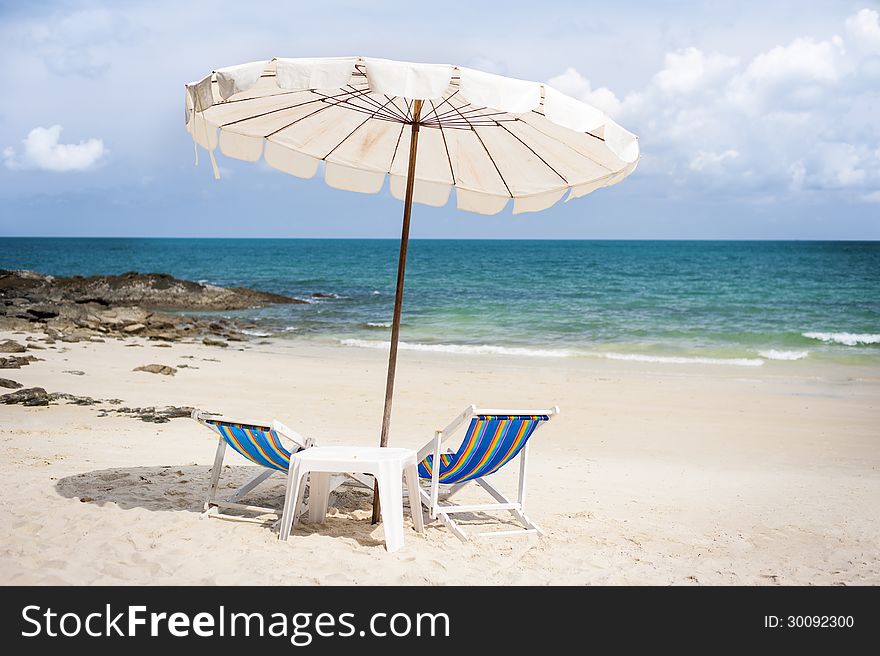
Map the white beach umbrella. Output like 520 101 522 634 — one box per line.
185 56 639 521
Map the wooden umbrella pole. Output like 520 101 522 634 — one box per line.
371 99 423 524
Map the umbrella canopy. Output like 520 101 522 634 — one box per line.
185 56 639 521
186 57 638 213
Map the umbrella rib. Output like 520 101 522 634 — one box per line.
419 90 459 123
518 115 616 174
471 129 512 197
530 109 605 143
334 86 407 122
497 122 568 184
429 99 456 186
212 88 309 107
313 88 404 123
388 122 407 174
322 96 399 160
263 99 348 138
447 99 513 195
352 89 398 118
218 88 369 128
442 97 510 194
429 99 508 124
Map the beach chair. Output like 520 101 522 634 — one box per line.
415 405 559 541
192 410 314 524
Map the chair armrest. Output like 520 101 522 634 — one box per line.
271 419 310 451
417 432 440 462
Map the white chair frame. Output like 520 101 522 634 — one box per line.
416 404 560 541
192 410 316 524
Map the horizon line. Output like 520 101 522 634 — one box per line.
1 236 879 242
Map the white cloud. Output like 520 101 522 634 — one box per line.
806 143 870 188
726 35 847 112
27 8 136 77
689 149 739 172
4 125 106 172
548 7 880 202
862 190 880 203
653 48 738 95
546 67 622 116
845 8 880 54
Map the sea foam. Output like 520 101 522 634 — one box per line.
602 353 765 367
241 329 272 337
758 349 808 361
802 332 880 346
340 339 572 358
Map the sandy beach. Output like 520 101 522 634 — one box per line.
1 328 878 585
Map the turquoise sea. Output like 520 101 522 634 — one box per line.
2 238 878 367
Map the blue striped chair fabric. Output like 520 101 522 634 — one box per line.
204 419 295 472
417 415 549 485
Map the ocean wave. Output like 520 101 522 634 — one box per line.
241 329 272 337
758 349 808 361
802 332 880 346
602 353 765 367
340 339 572 358
365 322 392 328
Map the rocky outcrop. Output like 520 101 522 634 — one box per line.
0 269 306 343
0 355 39 369
1 387 49 406
0 339 27 353
0 270 303 310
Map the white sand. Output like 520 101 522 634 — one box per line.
1 329 878 585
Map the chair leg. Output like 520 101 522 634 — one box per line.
228 468 275 503
476 477 543 535
440 480 472 501
202 439 227 517
404 464 424 534
279 459 304 541
436 511 469 542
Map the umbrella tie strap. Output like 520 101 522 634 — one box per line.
208 148 220 179
192 103 220 179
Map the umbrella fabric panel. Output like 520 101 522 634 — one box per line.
186 56 640 214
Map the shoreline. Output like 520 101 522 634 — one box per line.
2 327 878 584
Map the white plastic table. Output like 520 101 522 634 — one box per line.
278 446 425 553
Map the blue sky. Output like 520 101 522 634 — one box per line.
0 0 878 239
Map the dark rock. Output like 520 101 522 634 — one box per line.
1 269 301 344
63 370 85 376
111 405 195 423
133 364 177 376
0 339 27 353
0 355 37 369
1 269 305 310
0 378 22 389
48 392 100 406
202 338 228 347
1 387 49 406
27 307 59 319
